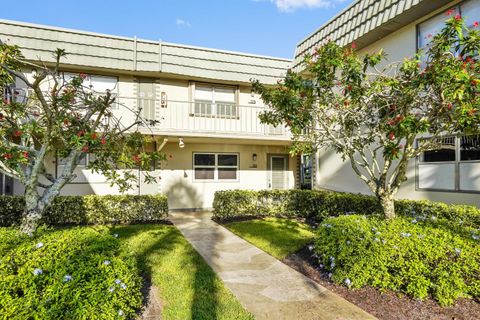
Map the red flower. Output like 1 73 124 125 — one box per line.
132 155 141 163
446 9 454 16
388 132 396 140
82 145 89 153
351 42 357 49
474 21 479 27
77 130 85 137
455 14 462 21
13 130 22 137
23 152 29 159
101 137 107 145
63 119 70 126
3 153 12 160
79 73 87 79
447 103 453 110
91 132 97 140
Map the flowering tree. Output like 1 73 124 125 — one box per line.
0 43 163 234
253 16 480 219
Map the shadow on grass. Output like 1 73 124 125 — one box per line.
110 223 223 319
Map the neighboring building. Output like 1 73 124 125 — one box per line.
0 19 299 210
294 0 480 207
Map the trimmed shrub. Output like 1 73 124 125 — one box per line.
0 226 142 319
314 215 480 306
212 189 480 227
0 194 169 227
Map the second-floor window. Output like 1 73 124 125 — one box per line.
193 83 238 118
417 0 479 56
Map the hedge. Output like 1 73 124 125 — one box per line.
0 226 142 318
212 189 480 227
0 194 169 227
314 215 480 306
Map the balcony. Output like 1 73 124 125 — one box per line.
115 97 292 141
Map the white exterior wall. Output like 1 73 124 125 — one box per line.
314 1 480 208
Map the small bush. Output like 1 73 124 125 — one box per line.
314 215 480 306
212 189 480 227
0 194 169 227
0 226 142 319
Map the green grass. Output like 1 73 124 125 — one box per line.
111 224 253 320
225 217 315 259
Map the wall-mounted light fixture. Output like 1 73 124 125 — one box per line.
252 153 257 161
178 137 185 149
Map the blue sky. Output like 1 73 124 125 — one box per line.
0 0 353 59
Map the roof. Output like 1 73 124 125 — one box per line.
293 0 453 70
0 19 291 85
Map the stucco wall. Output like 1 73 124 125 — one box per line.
13 142 297 210
160 142 296 209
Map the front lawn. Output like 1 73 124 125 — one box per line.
112 224 254 320
225 217 315 259
0 225 253 320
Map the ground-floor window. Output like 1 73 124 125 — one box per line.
193 153 238 181
417 134 480 192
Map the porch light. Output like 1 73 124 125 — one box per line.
178 138 185 149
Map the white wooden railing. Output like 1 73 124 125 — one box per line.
115 97 291 139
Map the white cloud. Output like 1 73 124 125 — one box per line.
260 0 349 12
176 19 191 27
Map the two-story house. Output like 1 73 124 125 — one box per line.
0 19 300 210
294 0 480 207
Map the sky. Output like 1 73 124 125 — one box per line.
0 0 353 59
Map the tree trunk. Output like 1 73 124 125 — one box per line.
21 206 43 236
20 186 43 236
379 192 396 220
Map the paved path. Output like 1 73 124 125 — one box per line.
169 211 376 320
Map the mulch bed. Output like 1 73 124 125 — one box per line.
282 246 480 320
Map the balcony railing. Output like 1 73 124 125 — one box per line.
115 97 291 139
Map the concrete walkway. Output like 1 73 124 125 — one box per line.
169 211 376 320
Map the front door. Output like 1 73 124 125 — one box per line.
270 155 287 189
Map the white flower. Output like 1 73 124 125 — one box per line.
431 216 437 221
118 310 124 317
103 260 110 266
328 272 333 279
374 238 380 242
318 264 324 269
393 245 398 250
472 235 480 240
375 231 381 235
346 240 350 245
33 268 43 276
454 248 461 255
371 227 377 232
63 275 72 282
115 279 122 285
120 283 127 289
344 278 352 287
113 234 119 238
35 242 44 249
108 287 115 292
381 239 387 245
411 219 417 224
400 232 411 238
307 244 314 251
